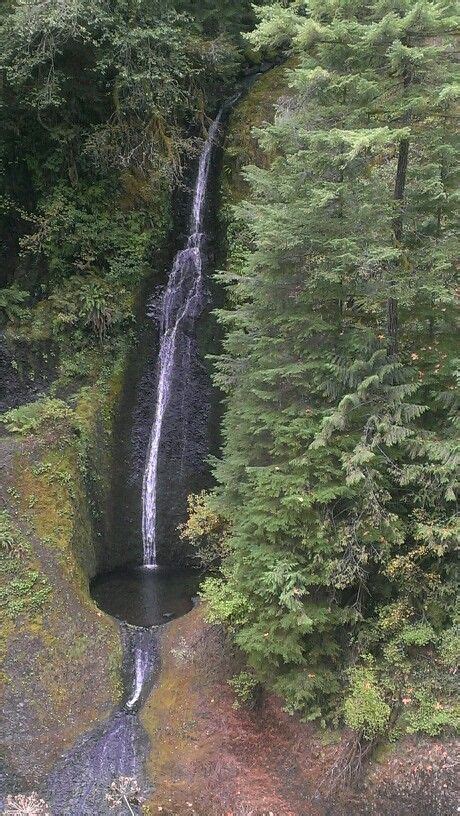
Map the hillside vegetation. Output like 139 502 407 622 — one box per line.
0 0 458 781
0 0 253 395
0 0 253 790
182 0 459 747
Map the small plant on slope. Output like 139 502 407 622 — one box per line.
106 776 143 815
3 792 51 816
344 663 391 741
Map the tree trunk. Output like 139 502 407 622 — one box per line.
387 38 411 358
393 137 409 243
388 136 409 356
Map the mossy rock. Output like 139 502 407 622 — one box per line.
0 363 125 787
222 60 296 205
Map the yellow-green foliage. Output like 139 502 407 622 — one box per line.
0 565 52 619
17 445 80 554
0 510 52 620
179 491 229 568
344 664 391 740
12 361 125 581
405 691 460 738
200 576 253 626
439 624 460 671
0 398 72 435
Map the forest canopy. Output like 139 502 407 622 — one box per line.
0 0 252 388
192 0 460 740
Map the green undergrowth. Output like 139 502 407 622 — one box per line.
0 510 52 621
222 60 297 207
1 352 127 577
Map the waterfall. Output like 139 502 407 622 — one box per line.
141 111 223 567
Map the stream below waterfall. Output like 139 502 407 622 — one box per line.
45 627 158 816
41 103 228 815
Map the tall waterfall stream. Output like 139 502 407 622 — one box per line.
44 110 225 815
142 111 223 568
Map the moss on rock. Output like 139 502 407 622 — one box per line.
222 60 296 206
0 361 126 786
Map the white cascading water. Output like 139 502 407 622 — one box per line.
141 111 223 567
125 645 147 710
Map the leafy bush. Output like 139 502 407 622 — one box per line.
439 624 460 672
0 285 28 323
179 491 229 568
200 576 253 626
49 276 133 344
398 623 437 648
228 670 262 709
0 398 72 435
344 664 391 740
405 691 460 737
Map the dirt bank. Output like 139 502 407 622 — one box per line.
141 605 458 816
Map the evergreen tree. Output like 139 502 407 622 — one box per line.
202 0 459 732
177 0 255 37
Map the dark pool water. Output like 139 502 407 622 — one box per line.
90 566 200 627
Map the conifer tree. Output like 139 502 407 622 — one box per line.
202 0 459 729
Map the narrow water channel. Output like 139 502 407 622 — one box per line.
45 627 158 816
43 107 227 815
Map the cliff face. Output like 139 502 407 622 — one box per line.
0 164 175 794
1 370 124 791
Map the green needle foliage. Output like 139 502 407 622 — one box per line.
201 0 459 734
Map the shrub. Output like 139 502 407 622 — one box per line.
0 398 72 435
398 623 437 648
439 624 460 672
49 276 133 344
405 691 460 737
228 670 262 709
344 664 391 740
200 576 253 626
0 286 28 323
179 491 229 568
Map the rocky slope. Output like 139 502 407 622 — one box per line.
1 369 124 794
